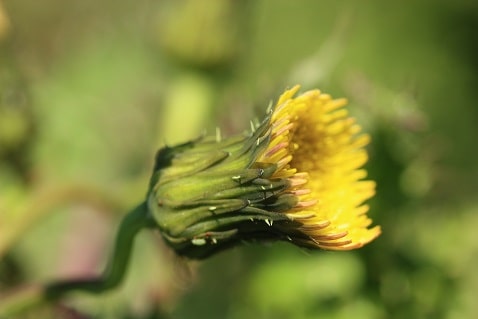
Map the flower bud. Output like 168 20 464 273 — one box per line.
148 86 381 258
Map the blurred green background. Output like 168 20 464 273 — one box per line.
1 0 478 318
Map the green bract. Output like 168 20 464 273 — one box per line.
147 116 298 259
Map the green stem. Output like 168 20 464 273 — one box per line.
0 202 154 317
46 202 152 297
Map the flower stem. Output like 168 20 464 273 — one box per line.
0 202 154 317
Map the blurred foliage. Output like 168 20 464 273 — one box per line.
1 0 478 318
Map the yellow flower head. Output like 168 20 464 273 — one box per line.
256 85 381 250
148 85 380 258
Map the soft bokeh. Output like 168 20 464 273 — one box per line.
1 0 477 318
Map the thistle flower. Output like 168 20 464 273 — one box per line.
148 85 380 258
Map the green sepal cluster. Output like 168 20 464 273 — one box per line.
147 116 299 258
